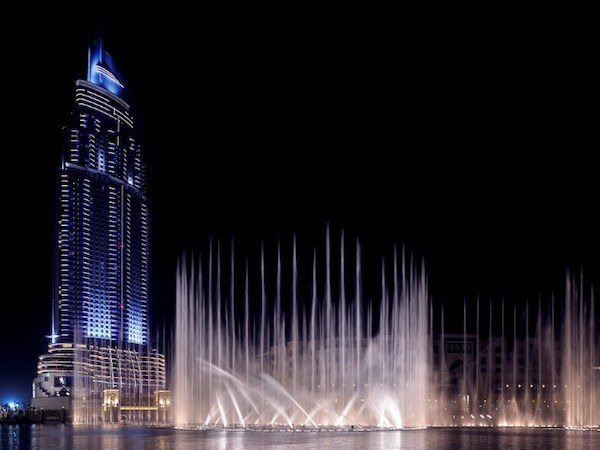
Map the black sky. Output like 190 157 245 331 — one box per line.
1 6 597 404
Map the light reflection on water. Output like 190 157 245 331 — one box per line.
1 425 599 450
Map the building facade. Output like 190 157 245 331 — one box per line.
32 40 169 423
55 42 148 345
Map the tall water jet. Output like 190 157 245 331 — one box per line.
562 272 597 428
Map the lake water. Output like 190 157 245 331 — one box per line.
1 425 599 450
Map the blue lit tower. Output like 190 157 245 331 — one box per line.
32 40 169 423
55 39 148 345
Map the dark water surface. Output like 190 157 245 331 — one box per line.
1 425 599 450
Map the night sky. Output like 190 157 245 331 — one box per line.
2 6 597 405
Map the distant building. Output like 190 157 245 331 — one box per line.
32 39 169 423
259 331 597 427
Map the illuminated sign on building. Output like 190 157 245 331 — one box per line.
446 341 473 354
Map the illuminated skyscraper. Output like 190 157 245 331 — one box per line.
32 39 169 423
54 39 148 345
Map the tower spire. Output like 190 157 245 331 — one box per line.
98 14 104 63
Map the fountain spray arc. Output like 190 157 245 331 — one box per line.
173 231 430 429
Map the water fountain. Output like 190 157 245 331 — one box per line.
173 231 598 430
173 231 429 429
433 274 598 428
